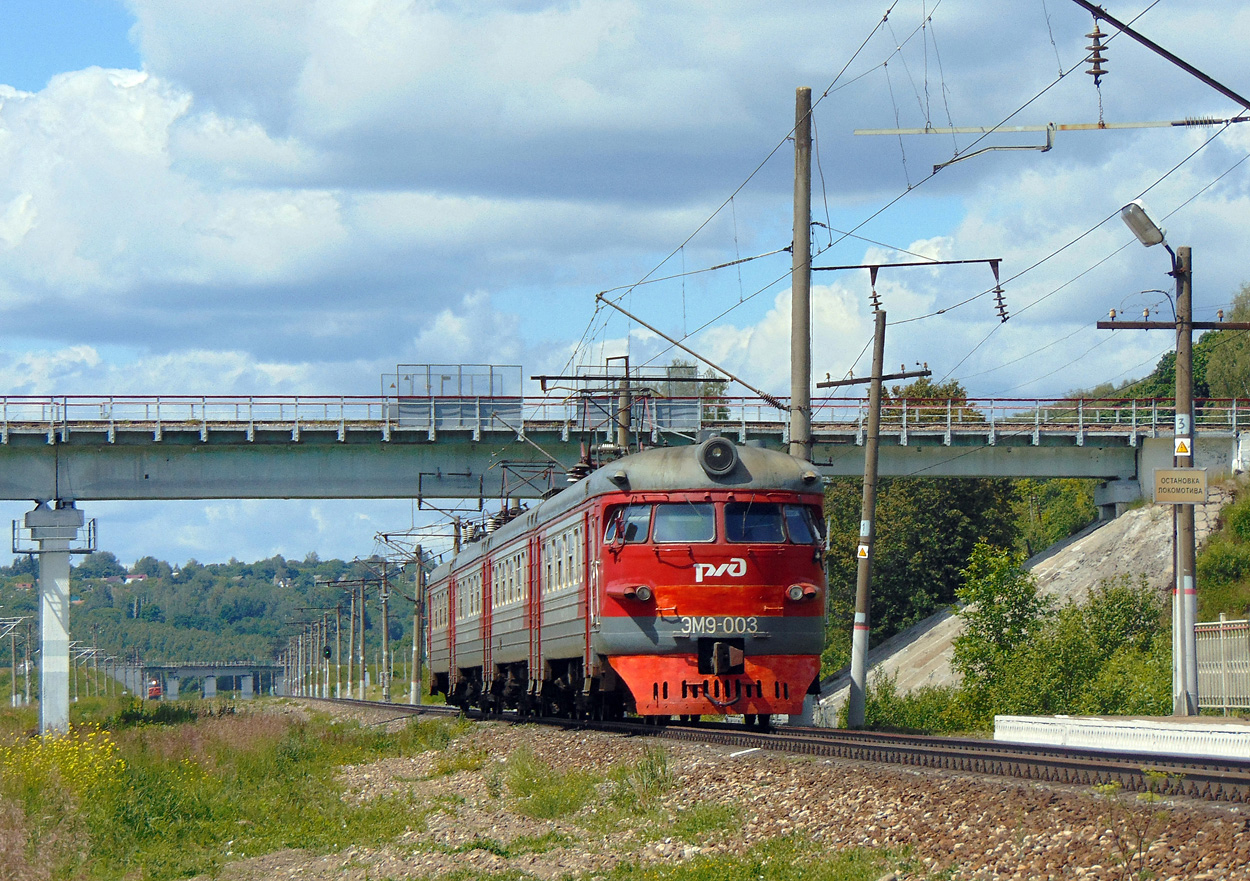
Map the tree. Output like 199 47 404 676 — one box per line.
74 551 126 580
660 358 729 421
952 542 1052 690
1205 282 1250 398
1012 478 1097 558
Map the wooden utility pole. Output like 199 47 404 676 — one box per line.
790 86 813 460
818 316 930 728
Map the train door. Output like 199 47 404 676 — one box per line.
528 533 542 691
481 558 493 682
587 510 600 631
585 509 598 671
447 574 457 676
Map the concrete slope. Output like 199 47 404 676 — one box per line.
814 487 1232 726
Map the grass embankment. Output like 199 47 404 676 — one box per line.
0 699 897 881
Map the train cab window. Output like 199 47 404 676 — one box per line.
653 503 715 543
783 504 822 544
725 502 785 543
605 504 652 544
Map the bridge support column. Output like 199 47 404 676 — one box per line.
166 677 179 700
203 676 217 698
1095 478 1142 520
27 503 85 736
241 675 254 699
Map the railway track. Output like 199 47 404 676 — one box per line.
308 698 1250 804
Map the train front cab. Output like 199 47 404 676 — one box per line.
596 490 826 722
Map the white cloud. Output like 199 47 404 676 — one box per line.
0 0 1248 564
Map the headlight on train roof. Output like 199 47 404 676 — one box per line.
697 437 738 477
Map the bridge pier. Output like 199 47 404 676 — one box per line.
166 677 179 700
241 674 254 699
26 503 85 736
1095 478 1143 520
204 676 217 699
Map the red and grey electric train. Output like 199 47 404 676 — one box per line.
425 438 827 726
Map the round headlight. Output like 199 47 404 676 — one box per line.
787 584 805 602
698 437 738 477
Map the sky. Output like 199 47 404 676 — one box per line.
1 0 1249 568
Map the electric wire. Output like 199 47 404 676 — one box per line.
936 128 1247 385
579 0 1230 401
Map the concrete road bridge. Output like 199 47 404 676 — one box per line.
13 391 1246 734
0 394 1245 511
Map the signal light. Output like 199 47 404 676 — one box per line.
323 646 332 659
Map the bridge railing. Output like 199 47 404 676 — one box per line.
0 394 1246 439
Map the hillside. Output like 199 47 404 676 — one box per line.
814 484 1234 723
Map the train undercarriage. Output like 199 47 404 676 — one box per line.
433 653 814 731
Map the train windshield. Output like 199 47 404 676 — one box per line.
653 503 716 542
605 504 652 543
725 502 785 543
783 504 822 544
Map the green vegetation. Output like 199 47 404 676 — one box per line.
0 701 469 880
0 550 426 671
854 552 1172 733
598 837 890 881
1196 484 1250 619
503 743 597 819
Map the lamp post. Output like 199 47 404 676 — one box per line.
1119 200 1198 715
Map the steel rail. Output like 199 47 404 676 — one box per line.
305 698 1250 803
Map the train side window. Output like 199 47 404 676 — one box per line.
605 504 652 544
725 501 785 543
783 504 821 544
653 503 715 543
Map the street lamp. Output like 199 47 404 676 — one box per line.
1119 199 1198 716
1120 200 1167 249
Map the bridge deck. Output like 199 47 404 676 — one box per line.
0 395 1239 501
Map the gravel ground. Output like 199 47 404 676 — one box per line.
205 702 1250 881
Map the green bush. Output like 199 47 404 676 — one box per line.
957 575 1169 728
1196 537 1250 585
1223 493 1250 543
839 673 973 733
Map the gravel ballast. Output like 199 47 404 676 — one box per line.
201 702 1250 881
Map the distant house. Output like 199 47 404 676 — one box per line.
105 576 123 584
125 573 148 584
13 581 33 591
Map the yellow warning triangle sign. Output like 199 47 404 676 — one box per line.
856 544 869 559
1175 437 1192 457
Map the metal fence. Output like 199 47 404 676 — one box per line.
1197 616 1250 712
3 394 1250 441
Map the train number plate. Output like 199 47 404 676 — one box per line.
678 615 759 636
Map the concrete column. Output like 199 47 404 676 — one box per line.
27 503 84 736
242 674 254 699
203 676 217 698
167 677 179 700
